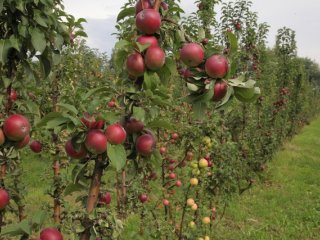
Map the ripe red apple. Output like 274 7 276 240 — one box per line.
213 81 228 101
168 172 176 179
65 139 87 159
163 199 170 206
136 9 161 35
125 118 145 133
15 134 30 149
30 140 42 153
94 119 105 129
168 164 175 171
3 114 30 141
136 134 156 156
171 133 179 140
126 52 145 77
100 192 111 205
201 38 209 45
0 128 5 146
235 22 241 30
9 89 17 102
205 55 229 78
136 35 158 48
40 227 63 240
179 68 193 78
105 123 126 145
107 100 116 108
145 46 165 71
180 43 204 67
80 112 96 129
175 180 182 187
160 146 166 155
135 0 153 15
139 194 148 203
0 189 10 210
85 130 108 154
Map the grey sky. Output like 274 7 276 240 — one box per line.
64 0 320 63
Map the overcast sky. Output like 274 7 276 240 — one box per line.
63 0 320 64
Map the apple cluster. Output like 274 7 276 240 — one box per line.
65 113 157 159
179 42 230 102
126 0 167 78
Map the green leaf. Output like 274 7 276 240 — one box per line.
132 107 145 122
37 112 65 128
57 103 79 115
64 183 86 196
0 222 28 237
192 102 207 120
31 211 47 227
143 71 160 90
0 39 11 64
136 42 150 52
198 28 206 41
30 28 47 53
117 7 135 22
34 10 48 27
36 55 51 78
148 120 173 130
226 31 238 55
107 144 127 171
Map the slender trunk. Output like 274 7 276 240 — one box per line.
179 185 191 240
80 156 104 240
154 0 162 11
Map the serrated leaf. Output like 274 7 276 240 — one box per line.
37 112 65 128
57 103 78 115
64 183 86 196
81 86 110 100
107 144 127 171
132 107 145 122
31 211 47 227
34 10 48 27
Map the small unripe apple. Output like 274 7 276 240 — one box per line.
186 151 193 161
188 221 196 229
202 217 211 224
139 194 148 203
199 158 209 168
191 203 198 211
187 198 195 206
204 236 210 240
190 178 199 186
163 199 170 206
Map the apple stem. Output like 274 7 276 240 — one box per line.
153 0 162 11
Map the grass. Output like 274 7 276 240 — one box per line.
213 118 320 240
7 118 320 239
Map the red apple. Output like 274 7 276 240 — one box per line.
179 68 193 78
168 164 175 171
136 9 161 35
186 151 193 161
171 133 179 140
94 119 105 129
85 130 108 154
0 189 9 210
100 192 111 205
205 55 229 78
15 134 30 149
180 43 204 67
107 101 116 108
160 146 166 155
145 46 165 71
80 112 96 129
126 52 145 77
30 140 42 153
213 81 228 101
65 139 87 159
125 118 145 133
136 134 156 156
105 123 126 145
136 35 158 48
40 228 63 240
163 199 170 206
135 0 153 15
201 38 209 45
9 89 17 102
3 114 30 141
175 180 182 187
0 128 5 146
168 172 176 179
139 194 148 203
